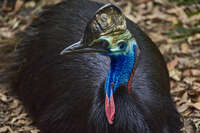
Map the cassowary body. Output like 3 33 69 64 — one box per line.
12 0 182 133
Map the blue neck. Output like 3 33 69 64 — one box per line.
105 43 137 98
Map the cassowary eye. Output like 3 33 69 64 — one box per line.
118 41 127 49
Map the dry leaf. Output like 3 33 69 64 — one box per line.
0 92 8 102
178 103 189 113
169 69 182 81
183 120 196 133
181 43 190 53
188 103 200 110
167 56 178 71
183 77 197 85
191 69 200 77
0 126 14 133
14 0 24 13
183 69 192 76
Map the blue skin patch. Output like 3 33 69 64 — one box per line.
104 40 138 99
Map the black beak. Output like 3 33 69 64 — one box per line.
60 40 109 55
60 41 84 55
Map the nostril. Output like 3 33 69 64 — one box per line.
93 39 110 50
102 40 109 48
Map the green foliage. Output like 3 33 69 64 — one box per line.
167 0 200 40
167 27 200 39
169 0 200 5
187 9 200 17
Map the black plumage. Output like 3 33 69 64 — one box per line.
10 0 182 133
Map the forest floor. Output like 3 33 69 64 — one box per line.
0 0 200 132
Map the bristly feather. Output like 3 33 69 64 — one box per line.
0 0 182 133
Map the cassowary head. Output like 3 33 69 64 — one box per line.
61 3 138 125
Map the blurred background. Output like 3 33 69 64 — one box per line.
0 0 199 132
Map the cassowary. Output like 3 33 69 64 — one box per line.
6 0 182 133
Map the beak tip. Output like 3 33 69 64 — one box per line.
60 52 64 55
60 41 82 55
60 50 71 55
60 51 65 55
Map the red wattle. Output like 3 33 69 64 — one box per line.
105 94 115 125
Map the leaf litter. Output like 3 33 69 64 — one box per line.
0 0 199 132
